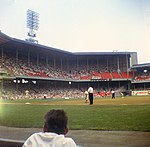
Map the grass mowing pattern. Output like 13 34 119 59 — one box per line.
0 96 150 131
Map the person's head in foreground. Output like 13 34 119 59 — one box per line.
43 109 68 134
23 109 77 147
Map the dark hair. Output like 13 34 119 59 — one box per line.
44 109 68 134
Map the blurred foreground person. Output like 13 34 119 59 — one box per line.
23 109 77 147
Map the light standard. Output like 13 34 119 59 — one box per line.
26 9 39 43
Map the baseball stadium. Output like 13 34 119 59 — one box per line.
0 30 150 146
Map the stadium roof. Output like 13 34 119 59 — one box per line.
131 63 150 69
0 31 11 45
0 31 135 56
73 51 133 56
0 31 72 56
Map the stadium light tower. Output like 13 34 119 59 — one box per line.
26 9 39 43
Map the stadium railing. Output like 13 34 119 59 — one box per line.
0 138 82 147
0 138 24 147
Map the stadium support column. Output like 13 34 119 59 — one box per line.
28 80 30 92
86 57 89 72
107 58 109 71
16 49 18 65
126 53 129 77
133 84 135 91
36 53 39 67
16 80 18 94
77 57 79 72
108 81 110 89
61 58 62 71
28 49 30 67
37 80 39 91
144 83 146 90
98 81 100 90
97 57 99 71
1 47 3 67
0 78 3 98
117 57 120 72
67 59 69 75
77 83 79 90
46 54 48 68
54 56 56 71
16 49 19 74
127 80 130 90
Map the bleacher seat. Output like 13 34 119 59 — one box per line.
101 72 112 79
120 72 132 79
111 72 122 79
81 75 91 80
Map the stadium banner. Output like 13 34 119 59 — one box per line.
132 90 150 96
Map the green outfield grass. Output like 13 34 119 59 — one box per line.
0 96 150 131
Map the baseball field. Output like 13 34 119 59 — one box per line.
0 96 150 131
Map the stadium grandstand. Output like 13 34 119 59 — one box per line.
0 31 150 99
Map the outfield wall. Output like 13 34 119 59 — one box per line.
132 90 150 96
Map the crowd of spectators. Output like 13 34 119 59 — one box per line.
0 54 131 80
134 72 150 82
0 52 141 99
1 83 85 100
1 83 127 100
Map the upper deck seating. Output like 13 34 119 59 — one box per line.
101 72 112 79
120 72 133 79
134 75 150 81
111 72 122 79
81 75 91 80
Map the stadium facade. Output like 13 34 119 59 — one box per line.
0 31 150 98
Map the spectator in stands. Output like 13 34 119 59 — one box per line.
23 109 77 147
88 86 94 105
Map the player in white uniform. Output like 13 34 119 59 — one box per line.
88 86 94 105
84 90 89 103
